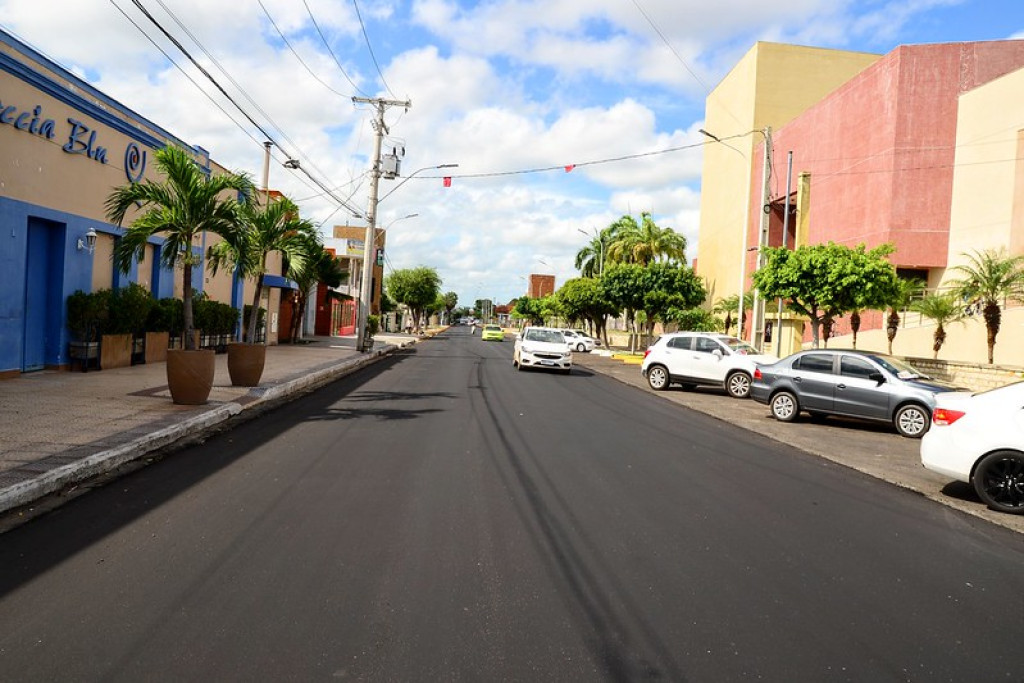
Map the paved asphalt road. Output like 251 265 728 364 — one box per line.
1 327 1022 681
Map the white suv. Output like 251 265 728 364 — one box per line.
514 327 573 373
641 332 777 398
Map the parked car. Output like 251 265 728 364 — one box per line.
513 327 573 374
481 324 504 342
641 332 777 399
751 349 962 438
562 329 595 352
921 381 1024 514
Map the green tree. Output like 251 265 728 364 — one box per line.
911 291 965 359
106 145 254 351
207 195 318 344
950 248 1024 363
752 242 900 349
512 296 546 326
284 233 348 343
884 277 925 354
603 212 687 266
555 277 619 343
602 262 705 350
442 291 458 324
574 228 612 278
714 291 753 337
385 267 442 333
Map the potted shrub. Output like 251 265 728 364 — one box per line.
66 290 105 371
207 195 317 386
107 144 254 405
107 283 155 366
146 297 179 363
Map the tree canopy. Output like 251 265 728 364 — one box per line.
385 266 442 332
752 242 899 348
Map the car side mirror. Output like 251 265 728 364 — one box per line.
869 372 885 384
712 348 724 359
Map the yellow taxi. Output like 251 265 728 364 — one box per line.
481 324 504 342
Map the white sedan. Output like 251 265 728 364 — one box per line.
562 329 596 352
513 327 573 374
921 381 1024 514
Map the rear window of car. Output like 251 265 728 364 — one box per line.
794 353 834 374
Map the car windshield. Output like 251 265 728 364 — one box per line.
526 329 565 343
721 337 759 355
870 354 930 380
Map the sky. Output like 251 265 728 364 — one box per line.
2 0 1024 308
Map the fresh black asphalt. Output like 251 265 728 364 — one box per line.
0 327 1021 681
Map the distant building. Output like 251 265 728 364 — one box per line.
528 274 555 298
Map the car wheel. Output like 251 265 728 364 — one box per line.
893 403 929 438
770 391 799 422
973 450 1024 514
646 365 670 391
725 371 752 399
576 342 586 352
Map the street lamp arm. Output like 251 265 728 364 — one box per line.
378 163 459 205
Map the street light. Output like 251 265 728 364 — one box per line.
577 227 604 276
378 163 459 205
699 126 771 347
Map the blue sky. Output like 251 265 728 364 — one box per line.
2 0 1023 307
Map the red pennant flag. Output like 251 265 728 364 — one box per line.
443 176 452 187
565 164 575 172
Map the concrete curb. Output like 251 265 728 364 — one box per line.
0 342 409 517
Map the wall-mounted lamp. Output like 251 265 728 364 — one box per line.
78 228 98 254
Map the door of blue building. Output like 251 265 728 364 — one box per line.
23 218 63 372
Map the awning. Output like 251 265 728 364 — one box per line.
261 274 299 290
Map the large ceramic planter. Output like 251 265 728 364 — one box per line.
227 343 266 387
100 333 132 369
166 349 216 405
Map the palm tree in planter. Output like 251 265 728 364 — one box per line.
911 291 965 359
207 194 317 386
950 248 1024 364
106 145 254 404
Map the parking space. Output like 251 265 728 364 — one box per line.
573 352 1024 534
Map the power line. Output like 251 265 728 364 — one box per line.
351 0 394 97
125 0 363 215
257 0 355 100
302 0 368 97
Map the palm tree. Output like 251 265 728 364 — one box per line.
207 195 318 344
714 291 753 337
885 278 925 355
604 212 687 266
107 145 254 351
911 291 965 359
284 232 347 343
950 249 1024 363
574 229 609 277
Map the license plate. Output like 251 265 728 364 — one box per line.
540 360 556 366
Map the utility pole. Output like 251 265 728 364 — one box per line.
749 126 772 350
353 96 411 352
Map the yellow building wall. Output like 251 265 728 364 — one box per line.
697 42 880 302
945 66 1024 282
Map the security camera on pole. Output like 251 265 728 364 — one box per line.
353 96 411 352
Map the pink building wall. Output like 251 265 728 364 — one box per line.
746 41 1024 277
740 40 1024 342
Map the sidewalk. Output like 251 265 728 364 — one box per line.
0 334 416 518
